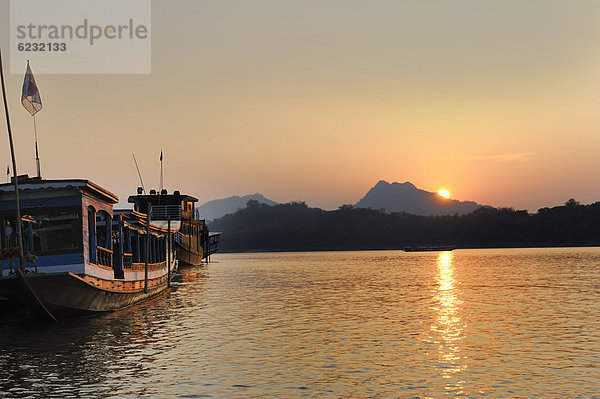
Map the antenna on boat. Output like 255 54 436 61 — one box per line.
132 153 146 195
159 150 163 192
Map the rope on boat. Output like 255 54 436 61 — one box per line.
15 268 56 322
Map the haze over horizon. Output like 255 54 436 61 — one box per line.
2 0 600 212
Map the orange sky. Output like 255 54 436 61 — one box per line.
1 0 600 211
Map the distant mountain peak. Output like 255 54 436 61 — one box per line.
355 180 482 216
396 181 416 189
197 193 278 221
377 180 417 189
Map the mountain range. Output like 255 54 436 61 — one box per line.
198 180 484 220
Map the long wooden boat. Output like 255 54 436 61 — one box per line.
0 176 177 318
128 189 220 266
403 245 456 252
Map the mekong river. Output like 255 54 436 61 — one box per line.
1 248 598 397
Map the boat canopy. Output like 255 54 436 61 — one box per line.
0 176 118 204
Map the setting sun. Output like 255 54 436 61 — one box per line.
438 189 450 199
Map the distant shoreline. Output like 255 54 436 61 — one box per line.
216 244 600 255
209 201 600 253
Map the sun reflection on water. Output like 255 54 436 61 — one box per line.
432 251 466 390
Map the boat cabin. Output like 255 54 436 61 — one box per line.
0 177 171 281
128 188 198 224
128 188 214 266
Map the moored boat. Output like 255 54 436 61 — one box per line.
0 176 177 318
403 245 456 252
128 188 220 266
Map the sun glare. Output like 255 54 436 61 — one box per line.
438 189 450 199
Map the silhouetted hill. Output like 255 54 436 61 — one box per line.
355 180 482 216
209 199 600 252
197 193 278 221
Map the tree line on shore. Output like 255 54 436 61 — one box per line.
208 198 600 252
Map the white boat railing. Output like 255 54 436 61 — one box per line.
150 205 181 221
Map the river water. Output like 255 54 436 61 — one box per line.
0 248 599 397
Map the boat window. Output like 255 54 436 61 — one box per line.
130 231 139 263
88 206 96 262
96 211 111 249
25 211 82 252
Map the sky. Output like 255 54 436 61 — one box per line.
1 0 600 211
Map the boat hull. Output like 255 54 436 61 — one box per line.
175 242 203 267
0 271 170 318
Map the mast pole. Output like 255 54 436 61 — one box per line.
132 153 146 194
167 219 171 288
159 151 163 192
33 113 40 178
0 47 26 274
144 200 150 293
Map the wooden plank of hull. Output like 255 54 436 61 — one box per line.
175 243 203 267
0 272 169 317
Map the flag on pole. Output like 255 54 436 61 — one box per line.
21 61 42 116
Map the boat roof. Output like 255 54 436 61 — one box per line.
114 209 146 218
127 192 198 204
113 208 177 233
0 177 119 204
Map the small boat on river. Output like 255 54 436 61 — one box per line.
403 245 456 252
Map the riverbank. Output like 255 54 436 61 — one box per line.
209 200 600 252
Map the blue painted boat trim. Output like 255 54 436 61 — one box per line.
0 194 81 211
1 252 84 269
